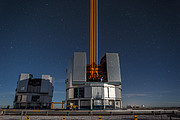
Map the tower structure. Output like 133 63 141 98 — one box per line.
65 0 122 110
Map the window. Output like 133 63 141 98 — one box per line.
74 88 78 98
27 79 41 93
107 87 109 98
79 87 84 98
28 79 41 86
21 87 25 90
116 101 118 105
74 87 84 98
20 95 22 101
31 95 40 102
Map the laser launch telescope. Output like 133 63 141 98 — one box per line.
65 0 122 110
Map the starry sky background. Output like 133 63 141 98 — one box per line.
0 0 180 108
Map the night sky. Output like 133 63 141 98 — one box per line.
0 0 180 107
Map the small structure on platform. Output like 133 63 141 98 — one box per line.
14 73 54 109
51 101 66 109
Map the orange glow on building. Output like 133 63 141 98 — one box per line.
88 0 99 81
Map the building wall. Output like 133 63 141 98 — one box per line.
17 79 29 93
84 86 92 98
67 57 73 88
66 57 73 100
19 73 33 81
106 53 121 83
92 87 103 99
40 80 49 93
66 52 122 109
66 82 122 109
72 52 86 82
115 85 122 99
14 73 54 109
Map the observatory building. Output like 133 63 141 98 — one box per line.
14 73 54 109
66 0 122 110
66 52 122 109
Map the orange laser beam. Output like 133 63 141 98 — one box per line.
96 0 98 66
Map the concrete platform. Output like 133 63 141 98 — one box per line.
1 109 179 116
0 115 174 120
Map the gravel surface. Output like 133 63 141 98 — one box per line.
0 115 170 120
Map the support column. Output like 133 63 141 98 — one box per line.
114 100 116 109
78 99 80 109
90 99 93 110
51 102 54 109
26 103 27 109
65 100 67 109
120 100 122 109
103 99 105 110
